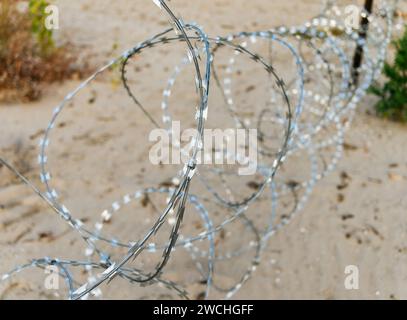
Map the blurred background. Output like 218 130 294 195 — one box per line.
0 0 406 300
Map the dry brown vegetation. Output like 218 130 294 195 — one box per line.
0 0 87 102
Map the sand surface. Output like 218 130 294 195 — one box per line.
0 0 407 300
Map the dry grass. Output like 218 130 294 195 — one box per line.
0 0 88 102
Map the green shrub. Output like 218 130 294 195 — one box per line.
369 27 407 122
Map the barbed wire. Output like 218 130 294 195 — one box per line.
0 0 403 300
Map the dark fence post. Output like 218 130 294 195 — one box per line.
351 0 374 86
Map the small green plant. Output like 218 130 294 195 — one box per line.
29 0 54 56
369 27 407 122
0 0 87 102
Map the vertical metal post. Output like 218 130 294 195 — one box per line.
352 0 374 86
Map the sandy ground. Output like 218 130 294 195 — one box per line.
0 0 407 300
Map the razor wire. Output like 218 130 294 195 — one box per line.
0 0 403 300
